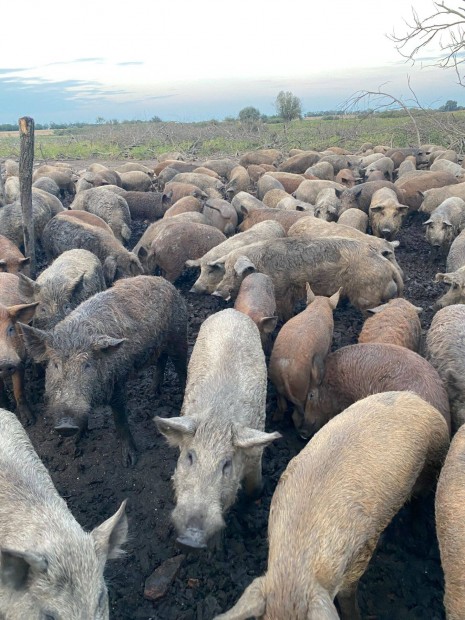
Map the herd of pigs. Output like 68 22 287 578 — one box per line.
1 141 465 618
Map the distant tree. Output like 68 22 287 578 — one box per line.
150 115 162 122
439 99 459 111
223 115 236 122
95 116 105 124
238 106 261 123
275 91 302 122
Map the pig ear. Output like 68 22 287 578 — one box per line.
121 223 132 241
185 259 201 268
0 260 7 272
92 336 127 353
367 303 388 314
335 188 344 198
435 272 453 284
240 205 250 216
0 548 48 590
66 272 85 296
398 204 409 212
137 246 148 259
310 353 325 386
389 240 400 248
234 256 256 277
17 323 51 362
329 287 342 309
415 306 423 314
443 220 453 227
370 205 383 212
258 316 278 334
422 219 433 226
233 426 281 450
91 500 128 561
154 416 197 447
18 273 40 298
215 577 266 620
130 254 143 276
8 303 39 324
306 282 316 304
103 256 117 284
207 259 225 272
162 192 171 206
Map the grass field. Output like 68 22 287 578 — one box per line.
1 111 465 161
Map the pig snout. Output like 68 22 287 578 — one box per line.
0 358 20 378
176 516 209 551
212 289 231 302
173 503 224 551
381 228 393 240
49 405 89 438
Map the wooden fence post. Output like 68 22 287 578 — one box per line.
19 116 36 278
0 160 4 205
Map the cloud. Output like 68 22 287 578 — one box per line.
116 61 144 66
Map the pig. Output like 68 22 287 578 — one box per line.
302 342 450 439
156 166 183 189
113 162 154 176
225 165 250 196
4 159 19 177
369 187 409 239
54 209 113 233
0 406 128 620
269 284 340 430
193 167 221 178
304 160 334 180
33 166 77 195
215 391 449 620
120 190 171 221
163 196 203 217
238 206 309 233
4 176 20 203
163 181 207 203
0 235 30 275
247 164 268 182
397 171 459 211
231 192 266 217
363 156 395 180
339 180 405 213
18 249 106 329
335 167 358 187
265 172 306 194
70 187 132 243
136 221 226 281
201 158 238 179
294 179 344 204
436 423 465 620
0 196 54 249
170 172 224 192
239 149 281 167
257 175 285 200
431 158 465 179
426 304 465 432
188 220 286 294
20 276 187 466
423 196 465 257
318 154 352 174
85 168 122 189
32 175 61 196
211 236 403 321
42 213 143 285
262 189 290 209
154 309 280 549
276 196 314 212
314 188 341 221
434 267 465 309
202 199 238 236
446 228 465 272
358 298 422 352
396 155 417 178
32 187 65 217
287 216 403 276
234 273 278 351
0 273 38 424
337 208 368 231
278 151 320 173
420 182 465 214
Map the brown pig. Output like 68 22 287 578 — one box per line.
335 167 358 187
0 273 38 425
215 391 449 620
234 273 278 351
0 235 30 275
436 423 465 620
369 187 409 240
163 196 203 218
358 298 422 352
301 342 450 439
269 284 340 431
225 165 250 196
164 181 207 203
337 208 368 232
239 206 309 233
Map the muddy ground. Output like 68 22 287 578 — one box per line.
17 197 447 619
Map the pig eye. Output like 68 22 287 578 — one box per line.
42 613 57 620
222 458 232 476
452 283 459 289
63 302 72 313
186 451 195 466
6 324 15 337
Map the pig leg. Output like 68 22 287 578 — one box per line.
243 453 263 499
272 394 288 422
152 352 168 394
336 585 361 620
12 368 35 425
0 378 8 409
110 381 137 468
169 340 188 391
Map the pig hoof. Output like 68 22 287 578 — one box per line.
122 443 138 468
55 421 80 437
18 404 36 427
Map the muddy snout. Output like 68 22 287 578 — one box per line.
175 516 208 551
52 407 88 438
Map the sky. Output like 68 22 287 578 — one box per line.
1 0 465 124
